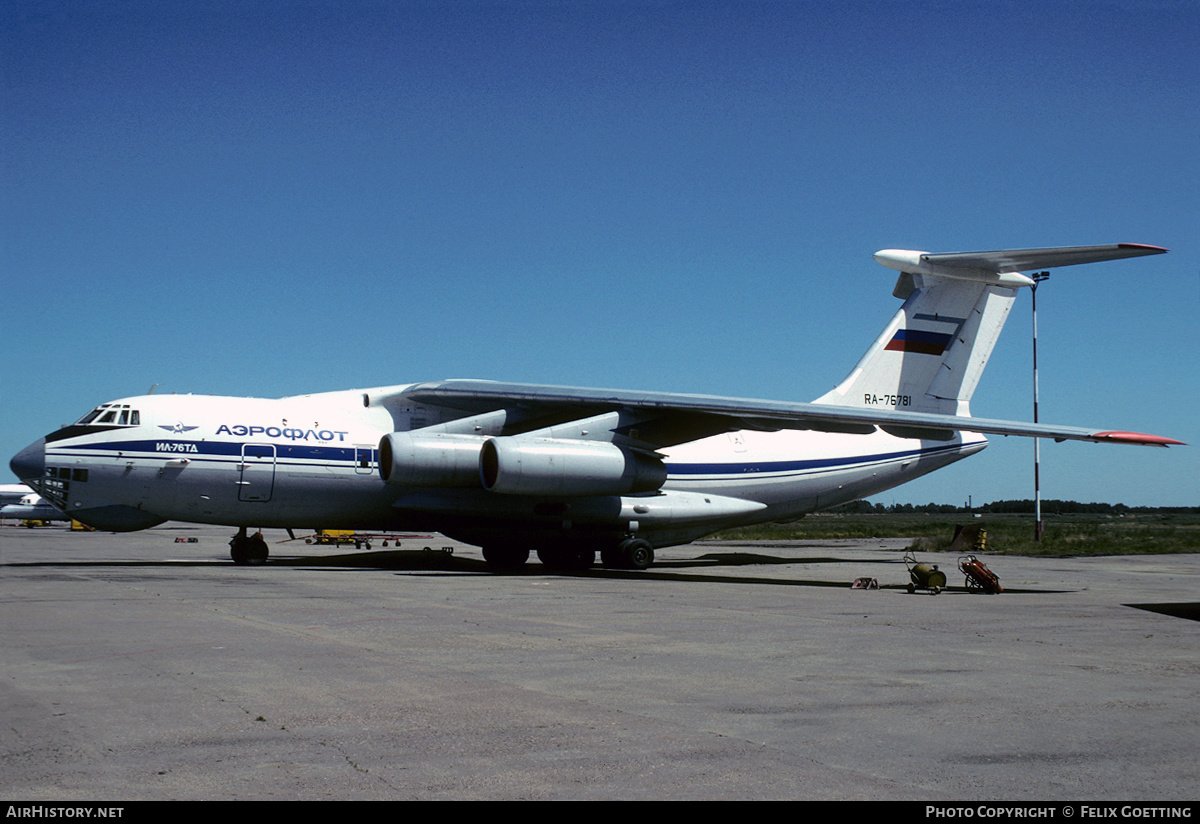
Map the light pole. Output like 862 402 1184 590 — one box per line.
1031 271 1050 541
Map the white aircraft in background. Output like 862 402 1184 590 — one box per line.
9 244 1182 568
0 483 71 522
0 483 35 504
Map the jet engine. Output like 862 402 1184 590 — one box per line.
378 432 485 487
480 437 667 496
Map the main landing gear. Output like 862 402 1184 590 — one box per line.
480 537 655 573
230 527 269 565
604 538 655 570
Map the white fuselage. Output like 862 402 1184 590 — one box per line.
19 385 986 546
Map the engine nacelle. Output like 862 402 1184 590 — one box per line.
378 432 485 487
480 437 667 496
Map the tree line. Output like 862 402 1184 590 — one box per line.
831 500 1199 515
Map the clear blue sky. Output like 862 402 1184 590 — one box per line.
3 0 1197 507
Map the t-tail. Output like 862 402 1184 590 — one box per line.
815 244 1169 418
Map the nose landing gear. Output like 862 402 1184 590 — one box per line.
230 527 269 565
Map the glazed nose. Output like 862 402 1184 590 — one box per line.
10 438 46 485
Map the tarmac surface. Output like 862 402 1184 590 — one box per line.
1 521 1196 801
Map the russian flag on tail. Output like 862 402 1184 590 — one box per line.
884 329 953 355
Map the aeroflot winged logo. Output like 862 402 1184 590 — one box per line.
159 423 200 435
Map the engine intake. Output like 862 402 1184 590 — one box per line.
378 432 486 487
480 437 667 496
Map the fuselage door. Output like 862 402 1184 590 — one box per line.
238 444 276 502
355 446 375 475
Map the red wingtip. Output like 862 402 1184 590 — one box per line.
1094 431 1186 446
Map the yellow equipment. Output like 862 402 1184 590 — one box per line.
903 550 947 595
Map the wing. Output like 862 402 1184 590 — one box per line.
377 244 1179 451
397 380 1184 448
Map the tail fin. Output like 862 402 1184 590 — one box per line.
815 244 1168 417
815 271 1016 416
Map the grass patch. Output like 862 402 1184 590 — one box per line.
711 513 1200 557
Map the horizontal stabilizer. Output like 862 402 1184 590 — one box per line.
874 243 1167 286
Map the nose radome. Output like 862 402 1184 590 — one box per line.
10 438 46 484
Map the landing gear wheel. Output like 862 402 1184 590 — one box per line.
482 545 530 572
621 538 654 570
230 529 269 565
603 538 655 570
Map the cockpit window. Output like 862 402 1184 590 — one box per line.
74 403 140 427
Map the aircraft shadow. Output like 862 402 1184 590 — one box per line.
2 547 1058 593
269 547 1057 593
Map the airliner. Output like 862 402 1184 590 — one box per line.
0 487 71 522
9 244 1182 569
0 483 37 504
